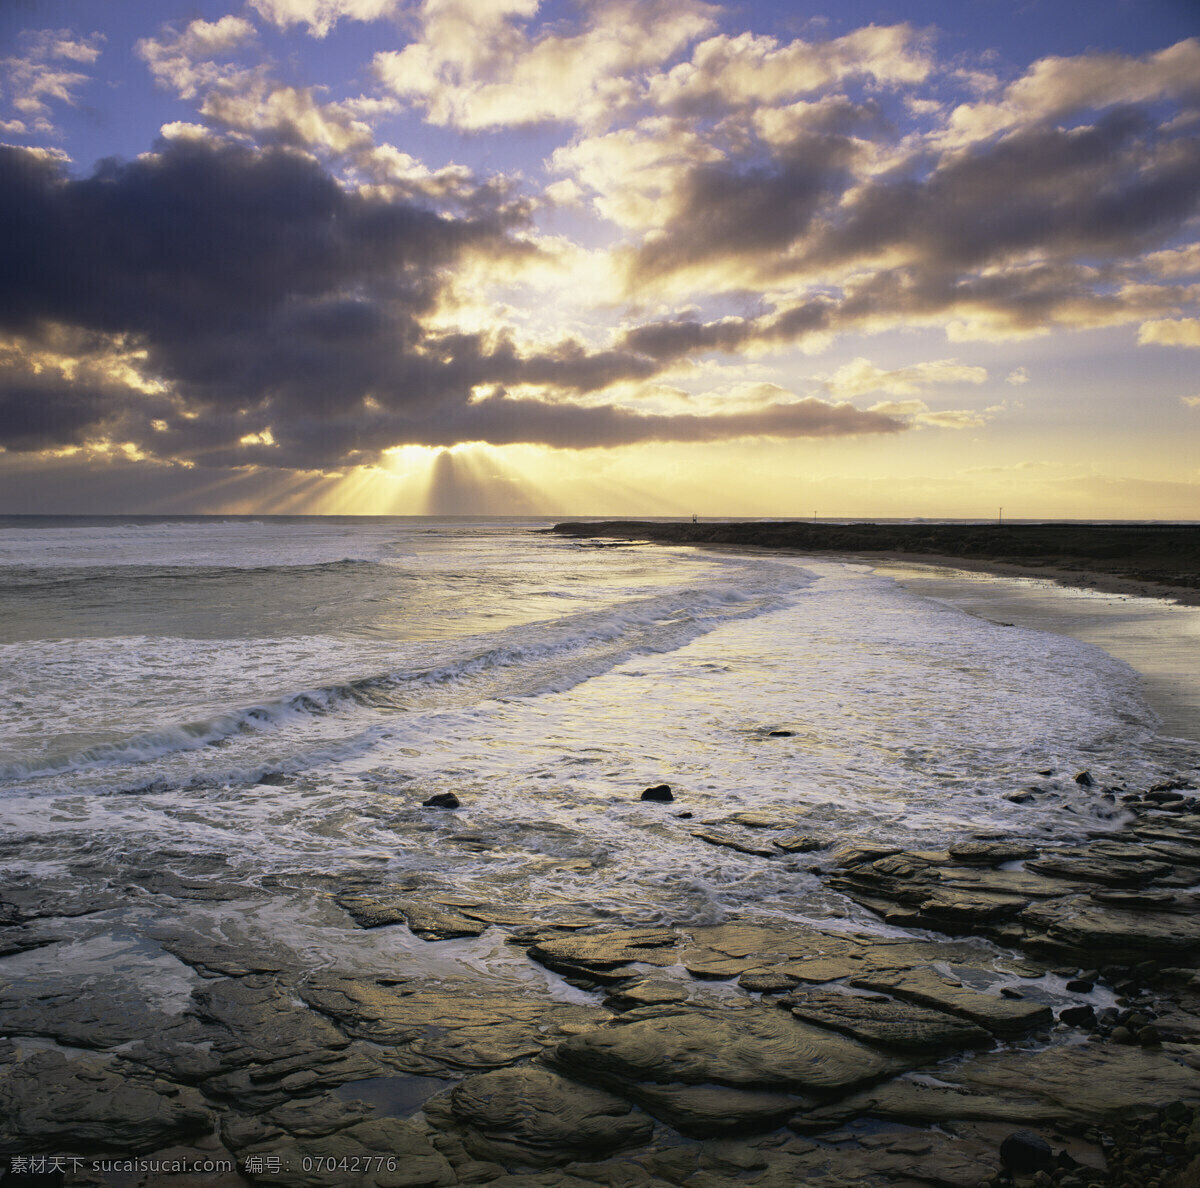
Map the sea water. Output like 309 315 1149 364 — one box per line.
0 515 1197 984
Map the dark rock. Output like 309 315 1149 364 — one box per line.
690 829 777 858
422 793 461 808
552 1005 906 1104
622 1083 805 1136
1000 987 1024 999
527 928 680 984
1005 790 1035 804
1018 899 1200 965
0 1048 212 1155
767 730 795 737
1075 771 1095 787
0 929 56 959
640 784 673 802
948 840 1040 865
146 928 293 979
1147 789 1187 803
942 1042 1200 1122
773 834 827 854
675 811 693 819
0 976 179 1050
1065 979 1095 993
1027 855 1173 885
1058 1005 1096 1028
781 989 992 1054
1138 1024 1162 1046
335 894 488 939
437 1066 652 1167
738 969 801 994
1000 1129 1054 1173
849 969 1053 1037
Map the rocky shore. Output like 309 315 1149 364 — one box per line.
547 522 1200 605
4 772 1200 1186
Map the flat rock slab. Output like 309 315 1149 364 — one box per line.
943 1041 1200 1122
192 975 350 1064
0 929 57 958
335 895 488 939
629 1082 807 1137
781 989 993 1053
604 978 689 1010
849 970 1052 1037
1027 856 1174 885
153 933 291 978
298 977 611 1073
437 1066 653 1167
0 1047 212 1155
527 928 680 983
773 834 827 853
947 841 1040 865
553 1006 906 1096
0 978 181 1050
800 1077 1079 1130
1019 897 1200 965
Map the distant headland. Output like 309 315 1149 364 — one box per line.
550 520 1200 605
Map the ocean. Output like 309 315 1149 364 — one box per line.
0 515 1197 1029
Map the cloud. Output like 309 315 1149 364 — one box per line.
367 391 906 448
1140 243 1200 278
374 0 715 130
1181 395 1200 408
0 139 527 465
0 138 906 466
200 82 378 154
646 23 930 113
248 0 405 38
1 27 104 135
807 110 1200 277
866 399 989 429
1138 318 1200 347
941 39 1200 148
135 17 256 102
821 357 987 398
1006 367 1030 385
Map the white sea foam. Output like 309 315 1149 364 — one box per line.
0 519 1193 954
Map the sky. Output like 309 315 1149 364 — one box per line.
0 0 1198 518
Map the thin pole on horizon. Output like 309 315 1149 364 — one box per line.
998 507 1003 525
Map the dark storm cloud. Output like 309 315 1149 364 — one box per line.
613 99 1200 353
611 104 1200 359
621 300 834 360
227 392 904 454
439 393 904 447
630 135 856 282
0 137 911 463
0 138 663 463
806 108 1200 274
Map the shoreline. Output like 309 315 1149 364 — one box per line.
860 550 1200 607
549 521 1200 607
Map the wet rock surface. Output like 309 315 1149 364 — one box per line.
3 775 1200 1186
428 1066 653 1167
0 1045 213 1155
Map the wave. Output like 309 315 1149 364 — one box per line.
0 571 806 783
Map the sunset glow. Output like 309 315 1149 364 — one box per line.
1 0 1198 517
